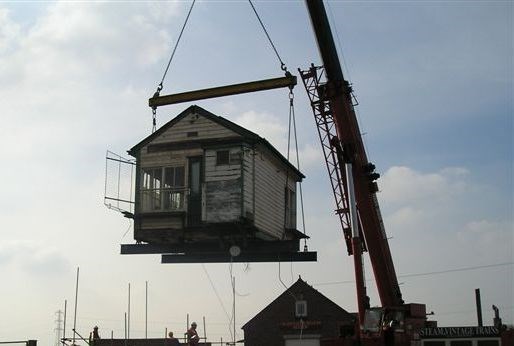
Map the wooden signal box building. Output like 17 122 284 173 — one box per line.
123 105 314 262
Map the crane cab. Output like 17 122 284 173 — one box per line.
121 105 315 263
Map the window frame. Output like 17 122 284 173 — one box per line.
216 149 241 166
140 165 186 212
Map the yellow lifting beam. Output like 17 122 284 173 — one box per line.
149 74 297 109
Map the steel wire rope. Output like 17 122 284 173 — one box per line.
248 0 288 72
325 0 374 163
227 259 234 342
226 260 251 343
326 0 352 82
279 92 299 292
226 259 250 343
277 261 305 339
284 88 309 246
200 264 232 326
151 0 196 132
158 0 196 89
290 90 309 249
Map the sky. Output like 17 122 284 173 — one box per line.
0 0 512 345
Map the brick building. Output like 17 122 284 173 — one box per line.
242 277 356 346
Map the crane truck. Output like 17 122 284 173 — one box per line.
299 1 429 345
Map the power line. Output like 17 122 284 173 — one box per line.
399 262 514 279
312 262 514 287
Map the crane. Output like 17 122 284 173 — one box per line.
299 0 428 345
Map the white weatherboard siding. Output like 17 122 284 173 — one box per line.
242 146 255 220
253 145 297 239
150 112 237 144
141 217 183 229
140 149 199 167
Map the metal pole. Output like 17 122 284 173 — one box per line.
128 283 131 340
232 277 236 345
62 300 67 346
145 281 148 339
203 316 206 343
72 267 79 346
124 313 127 346
475 288 483 327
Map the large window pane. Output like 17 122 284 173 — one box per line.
175 166 184 186
142 166 185 212
164 167 174 188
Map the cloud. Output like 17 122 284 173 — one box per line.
232 109 322 171
376 165 512 268
458 220 513 261
379 166 468 206
234 109 287 149
0 7 20 53
0 241 71 277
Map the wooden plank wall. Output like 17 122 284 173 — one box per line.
151 112 236 144
242 146 255 221
253 145 297 240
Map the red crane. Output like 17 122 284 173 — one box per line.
299 1 428 344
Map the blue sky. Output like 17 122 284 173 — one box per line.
0 1 512 345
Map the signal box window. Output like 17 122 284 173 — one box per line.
216 150 241 166
141 166 185 212
216 150 230 165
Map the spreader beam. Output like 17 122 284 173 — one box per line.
149 75 296 108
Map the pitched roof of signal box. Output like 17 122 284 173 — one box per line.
129 105 305 179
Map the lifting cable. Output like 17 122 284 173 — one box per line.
248 0 288 73
250 0 307 247
285 88 309 249
151 0 196 132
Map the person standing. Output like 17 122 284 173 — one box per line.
186 322 199 346
89 326 100 346
168 331 180 346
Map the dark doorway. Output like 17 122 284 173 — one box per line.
188 156 202 227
